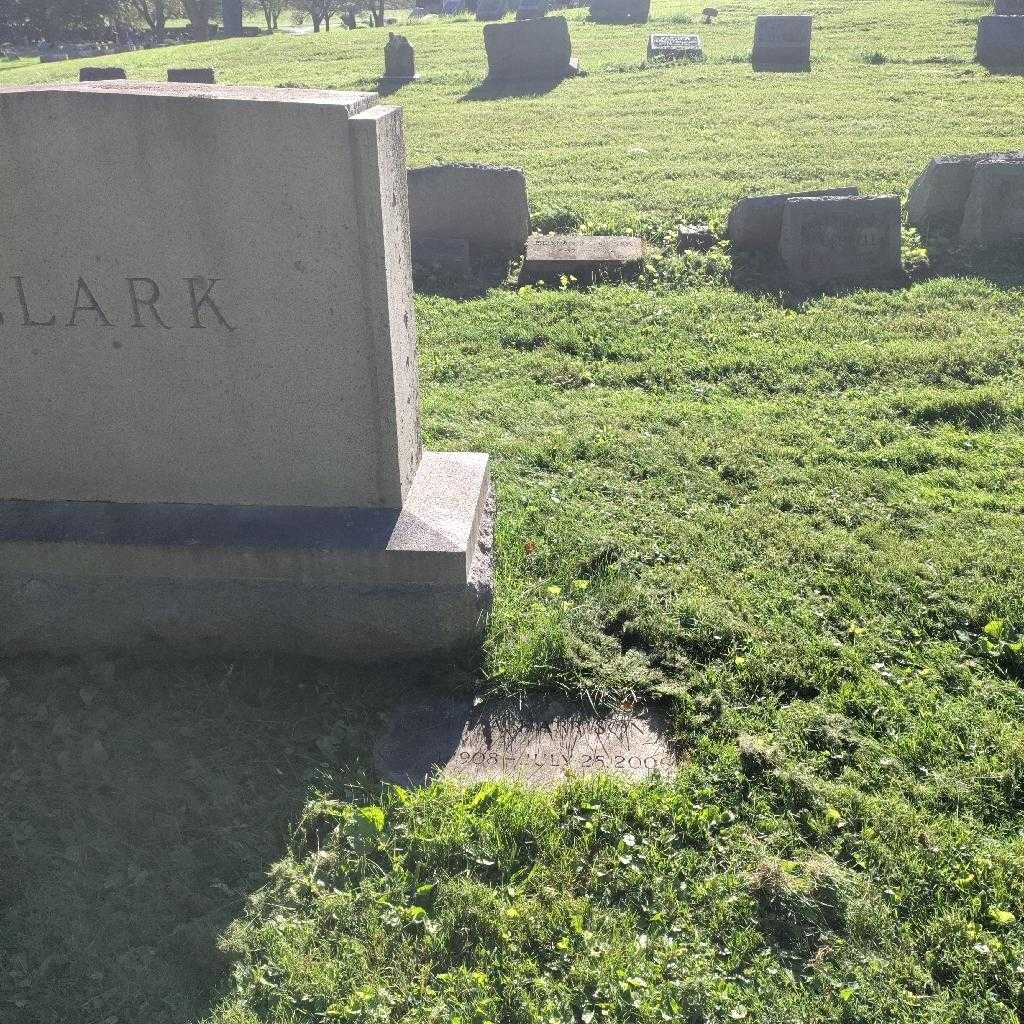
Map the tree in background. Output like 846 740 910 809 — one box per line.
126 0 171 39
182 0 216 39
291 0 345 31
0 0 119 42
244 0 282 30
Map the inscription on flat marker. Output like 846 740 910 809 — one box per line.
374 695 678 786
647 33 703 60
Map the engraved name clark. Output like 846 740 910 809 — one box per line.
0 276 236 329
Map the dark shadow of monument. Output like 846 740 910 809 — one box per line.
412 251 513 298
377 76 414 97
729 251 913 307
0 654 453 1024
460 74 568 101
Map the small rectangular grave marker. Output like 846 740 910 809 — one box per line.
167 67 216 83
647 33 703 61
518 233 644 285
589 0 650 23
476 0 508 21
79 67 127 81
976 15 1024 67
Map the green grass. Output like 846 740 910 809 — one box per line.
3 0 1024 1021
3 0 1021 227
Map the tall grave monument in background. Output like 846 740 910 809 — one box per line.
0 82 493 659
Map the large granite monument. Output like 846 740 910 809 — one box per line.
975 15 1024 67
0 82 493 659
483 14 580 79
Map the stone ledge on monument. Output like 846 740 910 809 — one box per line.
0 455 495 659
0 453 489 587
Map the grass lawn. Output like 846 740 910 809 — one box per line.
2 1 1023 1022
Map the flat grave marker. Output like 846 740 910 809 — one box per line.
375 695 678 786
647 33 703 61
518 233 644 285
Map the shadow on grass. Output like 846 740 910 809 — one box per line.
924 242 1024 289
730 242 1024 305
729 252 912 306
376 76 416 97
0 654 450 1024
459 74 567 101
412 252 514 298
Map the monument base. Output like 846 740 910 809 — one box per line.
0 453 494 661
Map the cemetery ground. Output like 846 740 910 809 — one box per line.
2 0 1024 1022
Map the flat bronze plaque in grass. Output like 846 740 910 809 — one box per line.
374 695 677 786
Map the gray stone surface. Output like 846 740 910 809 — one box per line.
752 14 812 69
994 0 1024 14
516 0 547 20
976 15 1024 67
408 163 530 259
647 33 703 60
383 32 417 81
518 233 645 285
907 151 1024 244
960 159 1024 246
677 223 717 251
476 0 508 20
79 66 127 81
375 694 677 786
0 82 417 509
483 15 575 79
0 457 494 659
779 195 902 289
589 0 650 23
222 0 243 35
727 186 859 253
167 67 216 83
0 82 492 659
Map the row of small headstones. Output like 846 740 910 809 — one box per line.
407 152 1024 291
78 67 216 83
